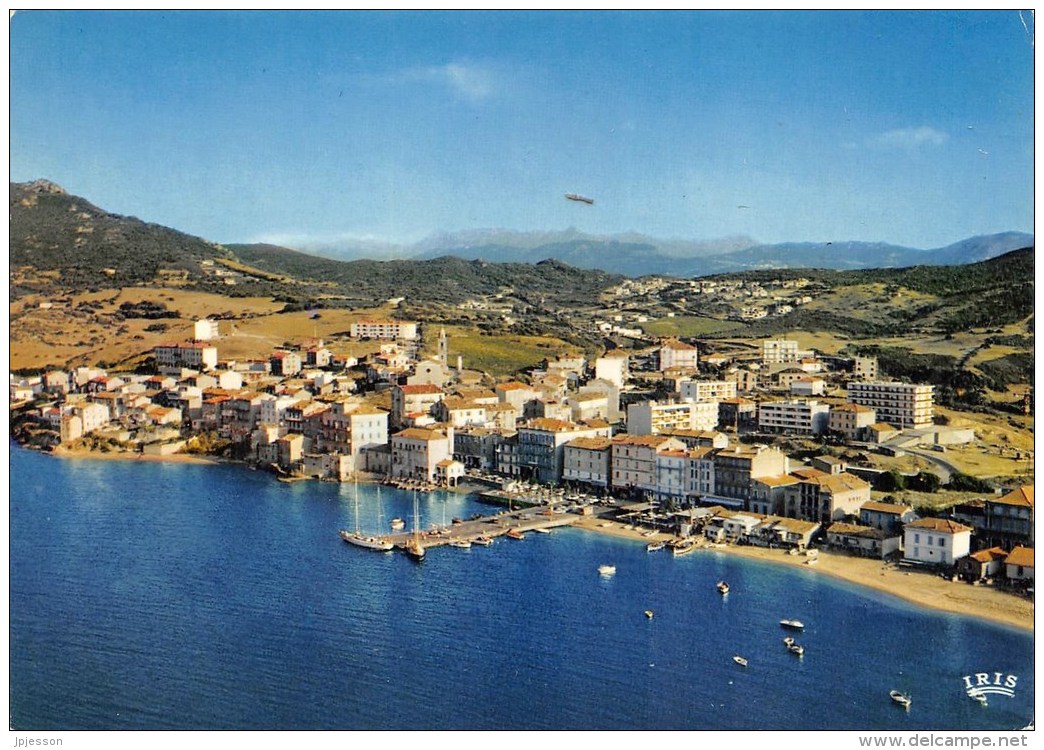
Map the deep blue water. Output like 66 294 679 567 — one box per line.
9 443 1034 730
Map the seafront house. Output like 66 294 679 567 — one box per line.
516 418 610 484
956 547 1008 582
1004 546 1034 585
825 522 900 559
902 517 973 567
610 434 686 497
710 444 789 509
859 500 917 534
981 485 1034 550
391 425 453 482
781 471 872 525
562 436 613 489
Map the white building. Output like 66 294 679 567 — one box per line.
154 342 219 372
194 319 220 341
762 338 799 364
903 518 972 567
659 339 699 371
391 426 453 482
758 400 831 435
594 351 629 388
350 320 419 341
628 400 719 435
847 382 934 429
680 379 737 403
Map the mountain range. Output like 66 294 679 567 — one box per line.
280 227 1034 277
10 180 1032 288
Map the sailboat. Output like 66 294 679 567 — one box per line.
404 491 425 560
339 476 395 551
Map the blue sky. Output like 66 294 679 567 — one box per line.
9 10 1035 251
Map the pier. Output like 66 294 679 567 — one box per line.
346 505 581 554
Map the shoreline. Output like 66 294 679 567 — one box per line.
22 444 1036 633
572 516 1033 634
49 445 226 465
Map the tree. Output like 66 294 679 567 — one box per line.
908 471 941 493
873 469 907 493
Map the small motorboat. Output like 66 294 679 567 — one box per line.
506 529 525 540
717 581 730 595
969 691 988 707
449 539 472 549
780 619 805 630
783 637 795 647
890 690 912 709
646 541 666 552
733 656 748 667
390 518 406 531
472 536 493 546
644 610 654 619
788 643 805 656
598 564 617 576
532 527 551 534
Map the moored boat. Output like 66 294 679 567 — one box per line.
598 564 616 576
390 518 406 531
532 527 551 534
733 655 748 667
646 541 666 552
506 528 525 540
670 538 699 556
472 536 493 546
890 690 912 709
787 643 804 656
644 609 654 619
717 581 730 595
780 619 805 630
339 529 395 551
449 539 472 549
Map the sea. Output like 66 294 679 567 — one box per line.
8 442 1035 733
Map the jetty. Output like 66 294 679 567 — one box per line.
342 505 579 556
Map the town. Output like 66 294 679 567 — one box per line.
9 315 1034 592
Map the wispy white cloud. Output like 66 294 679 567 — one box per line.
872 126 949 149
397 60 496 102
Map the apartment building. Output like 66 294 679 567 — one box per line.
154 342 218 372
350 320 419 340
628 399 719 435
829 403 876 440
762 338 799 364
680 379 737 403
758 399 831 435
846 382 934 429
391 384 443 429
711 444 790 506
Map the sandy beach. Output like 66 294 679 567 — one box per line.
49 445 225 465
573 516 1033 633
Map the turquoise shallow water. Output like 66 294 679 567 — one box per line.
8 443 1034 730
